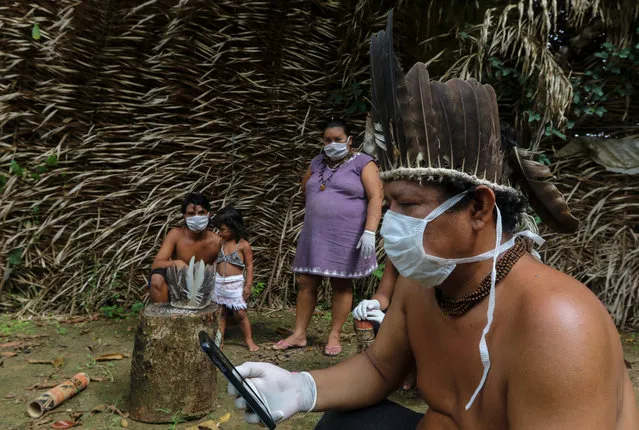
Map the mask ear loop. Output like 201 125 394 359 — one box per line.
465 205 502 410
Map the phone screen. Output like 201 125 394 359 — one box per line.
198 331 276 429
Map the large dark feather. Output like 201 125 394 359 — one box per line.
405 63 436 167
370 10 408 170
503 120 579 233
468 80 499 180
429 81 465 169
448 78 479 174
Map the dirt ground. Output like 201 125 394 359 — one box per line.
1 310 638 430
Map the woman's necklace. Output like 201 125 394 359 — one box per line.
435 237 527 318
319 152 354 191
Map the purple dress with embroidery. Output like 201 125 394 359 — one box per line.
292 152 378 278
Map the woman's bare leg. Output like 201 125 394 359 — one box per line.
274 274 321 349
326 277 353 352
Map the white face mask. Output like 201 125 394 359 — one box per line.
323 137 350 160
380 190 544 409
186 215 209 233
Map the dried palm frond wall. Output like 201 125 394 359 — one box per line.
1 0 637 326
0 0 388 315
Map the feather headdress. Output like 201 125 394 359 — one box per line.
369 10 578 233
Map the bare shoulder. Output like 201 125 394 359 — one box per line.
504 253 627 426
508 258 616 357
238 238 252 250
206 230 222 244
167 227 184 240
505 257 622 393
512 258 614 339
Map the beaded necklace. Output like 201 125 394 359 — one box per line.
319 152 354 191
435 237 527 317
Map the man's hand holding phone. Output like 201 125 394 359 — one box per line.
229 362 317 424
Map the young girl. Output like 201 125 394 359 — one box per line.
211 207 259 352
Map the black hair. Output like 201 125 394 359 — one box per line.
324 118 350 136
181 192 211 214
440 180 527 234
212 206 247 242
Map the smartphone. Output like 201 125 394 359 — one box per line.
198 331 276 429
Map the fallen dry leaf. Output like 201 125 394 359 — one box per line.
50 420 79 429
68 412 83 422
218 412 231 424
80 329 91 335
0 341 22 348
27 379 58 390
28 359 53 365
95 353 125 362
1 351 18 358
90 404 107 414
3 393 16 399
624 359 632 369
275 327 290 336
120 418 129 428
53 356 65 368
90 376 107 382
186 421 215 430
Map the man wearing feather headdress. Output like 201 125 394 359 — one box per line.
226 12 638 429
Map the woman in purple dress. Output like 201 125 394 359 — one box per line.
274 119 383 356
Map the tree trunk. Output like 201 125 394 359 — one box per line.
127 303 220 423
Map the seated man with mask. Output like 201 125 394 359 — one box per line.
225 14 638 430
149 192 222 303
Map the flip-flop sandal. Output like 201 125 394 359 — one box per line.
272 339 305 351
323 345 342 357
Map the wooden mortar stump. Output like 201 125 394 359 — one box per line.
127 303 220 423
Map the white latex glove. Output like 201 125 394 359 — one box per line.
356 230 376 259
229 362 316 425
366 309 385 324
352 299 381 321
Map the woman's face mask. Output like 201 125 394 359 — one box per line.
323 136 350 160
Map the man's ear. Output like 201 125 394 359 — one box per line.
470 186 496 231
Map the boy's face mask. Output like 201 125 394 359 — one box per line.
380 189 543 410
186 215 209 233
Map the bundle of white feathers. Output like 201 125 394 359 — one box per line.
166 256 216 309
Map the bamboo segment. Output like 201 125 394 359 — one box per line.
27 373 90 418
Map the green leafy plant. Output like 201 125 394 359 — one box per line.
54 322 68 335
8 248 22 266
99 304 127 318
372 263 385 281
326 82 368 116
10 160 24 176
32 23 41 40
130 302 144 315
100 300 144 318
251 281 266 296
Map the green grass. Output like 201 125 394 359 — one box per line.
0 316 34 339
